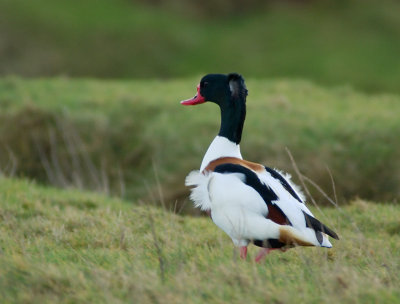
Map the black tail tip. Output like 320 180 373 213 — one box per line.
331 231 340 240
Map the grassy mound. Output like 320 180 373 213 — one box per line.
0 77 399 209
0 178 399 303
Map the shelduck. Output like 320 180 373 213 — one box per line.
181 73 339 262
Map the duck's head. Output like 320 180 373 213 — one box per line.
181 73 247 107
181 73 248 144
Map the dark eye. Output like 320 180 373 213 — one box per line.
202 82 209 88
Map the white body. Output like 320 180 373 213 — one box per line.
187 136 333 248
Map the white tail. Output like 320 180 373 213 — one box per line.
185 170 213 211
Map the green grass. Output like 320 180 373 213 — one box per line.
1 0 400 93
0 77 399 209
0 177 399 303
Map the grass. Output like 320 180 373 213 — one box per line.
1 0 400 93
0 177 399 303
0 77 399 209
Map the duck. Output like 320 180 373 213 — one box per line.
181 73 339 262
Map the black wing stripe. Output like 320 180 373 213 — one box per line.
214 163 292 226
264 167 303 204
214 163 277 202
302 211 339 240
253 239 286 249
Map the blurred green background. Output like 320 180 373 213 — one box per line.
0 0 399 208
1 0 400 93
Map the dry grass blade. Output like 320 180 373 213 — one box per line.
147 209 166 283
285 147 324 213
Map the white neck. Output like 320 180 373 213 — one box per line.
200 136 242 172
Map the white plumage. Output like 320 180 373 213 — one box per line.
186 168 333 249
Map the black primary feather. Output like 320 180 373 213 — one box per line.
302 211 339 240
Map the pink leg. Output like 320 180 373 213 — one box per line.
255 248 271 263
239 246 248 259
